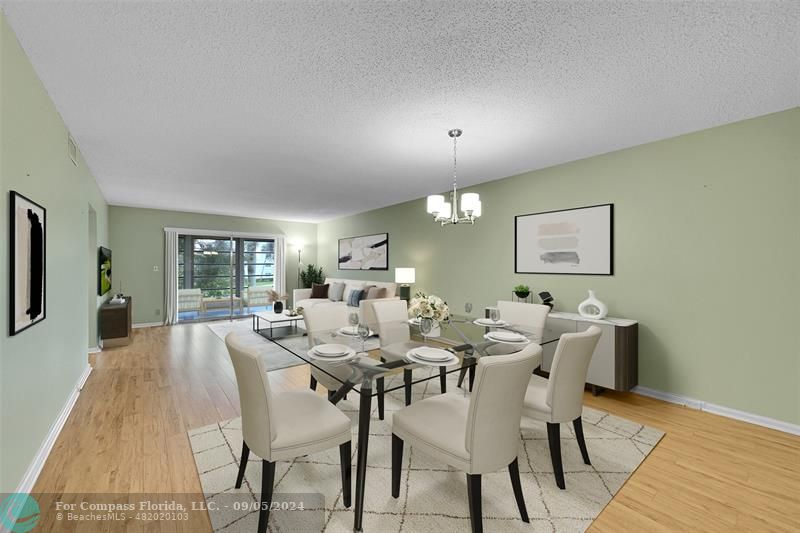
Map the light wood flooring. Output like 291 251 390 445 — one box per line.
32 323 800 532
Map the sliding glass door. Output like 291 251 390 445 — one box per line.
177 235 276 322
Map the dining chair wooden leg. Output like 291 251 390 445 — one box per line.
573 416 591 465
466 473 483 533
403 369 412 406
339 441 352 508
546 422 566 489
508 458 529 522
439 366 447 393
309 375 317 391
257 460 276 533
377 377 385 420
235 441 250 489
468 365 475 392
391 434 404 498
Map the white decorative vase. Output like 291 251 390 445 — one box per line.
577 290 608 320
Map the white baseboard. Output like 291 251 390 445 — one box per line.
133 321 163 328
88 345 101 354
13 364 93 495
632 385 800 436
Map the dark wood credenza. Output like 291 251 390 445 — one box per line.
100 296 132 348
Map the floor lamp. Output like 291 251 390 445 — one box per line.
395 267 415 301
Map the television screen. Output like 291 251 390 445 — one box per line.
98 247 112 296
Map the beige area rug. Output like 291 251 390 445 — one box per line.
190 371 664 532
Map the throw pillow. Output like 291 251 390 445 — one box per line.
366 286 387 300
343 283 365 303
347 289 364 307
310 283 329 299
328 282 345 302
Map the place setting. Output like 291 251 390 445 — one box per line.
483 330 531 346
404 346 459 367
473 308 509 328
307 343 358 362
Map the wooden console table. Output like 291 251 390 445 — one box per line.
100 296 132 348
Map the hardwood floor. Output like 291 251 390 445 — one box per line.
33 323 800 532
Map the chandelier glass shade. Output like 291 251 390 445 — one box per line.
426 129 481 225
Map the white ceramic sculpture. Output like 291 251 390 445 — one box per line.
578 290 608 320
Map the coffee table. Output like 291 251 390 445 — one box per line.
252 311 305 339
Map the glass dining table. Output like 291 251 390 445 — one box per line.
271 314 559 532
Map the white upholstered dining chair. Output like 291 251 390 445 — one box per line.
303 303 386 418
225 333 353 533
523 326 602 489
496 300 551 343
391 344 542 533
370 299 448 406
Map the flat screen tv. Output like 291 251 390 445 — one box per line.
98 246 112 296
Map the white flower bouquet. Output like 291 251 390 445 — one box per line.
408 291 450 322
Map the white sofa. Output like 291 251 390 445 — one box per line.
293 277 398 322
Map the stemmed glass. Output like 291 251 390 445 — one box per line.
419 317 433 342
348 311 359 334
357 322 370 354
464 302 473 317
489 308 501 324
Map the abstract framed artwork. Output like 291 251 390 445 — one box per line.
98 246 112 296
338 233 389 270
515 203 613 275
9 191 47 335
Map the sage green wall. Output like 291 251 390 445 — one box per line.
0 12 109 491
318 109 800 425
109 207 317 324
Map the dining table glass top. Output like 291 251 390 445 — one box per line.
270 314 559 397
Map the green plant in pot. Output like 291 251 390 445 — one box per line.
513 284 531 299
299 264 325 288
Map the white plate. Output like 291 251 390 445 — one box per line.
483 332 530 345
405 351 459 367
312 343 350 356
474 318 508 327
307 350 357 362
409 347 453 362
337 326 374 337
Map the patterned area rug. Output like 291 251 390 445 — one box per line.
190 371 663 532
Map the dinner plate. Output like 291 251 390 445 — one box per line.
312 343 350 356
337 326 374 337
483 332 530 345
405 351 459 367
409 347 452 362
307 350 357 362
473 318 508 327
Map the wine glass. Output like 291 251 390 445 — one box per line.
420 317 433 341
348 311 359 333
489 308 500 323
357 322 370 353
464 302 473 316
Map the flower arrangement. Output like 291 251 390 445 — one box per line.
408 291 450 322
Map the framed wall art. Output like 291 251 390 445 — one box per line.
515 203 613 275
9 191 47 335
338 233 389 270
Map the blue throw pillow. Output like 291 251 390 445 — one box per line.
347 289 364 307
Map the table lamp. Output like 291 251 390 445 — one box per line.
395 267 416 301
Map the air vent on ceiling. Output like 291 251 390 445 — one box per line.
67 134 78 166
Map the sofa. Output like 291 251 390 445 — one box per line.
293 277 398 322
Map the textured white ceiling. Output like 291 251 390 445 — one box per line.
2 1 798 222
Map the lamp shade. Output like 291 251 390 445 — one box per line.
461 192 479 213
473 200 482 218
441 201 452 219
426 195 444 214
395 267 416 284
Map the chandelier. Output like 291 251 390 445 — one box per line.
426 129 481 225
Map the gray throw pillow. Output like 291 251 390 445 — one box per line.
366 286 387 300
347 289 364 307
328 282 345 302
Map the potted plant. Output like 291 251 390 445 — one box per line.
299 264 325 288
513 284 531 299
266 289 289 314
